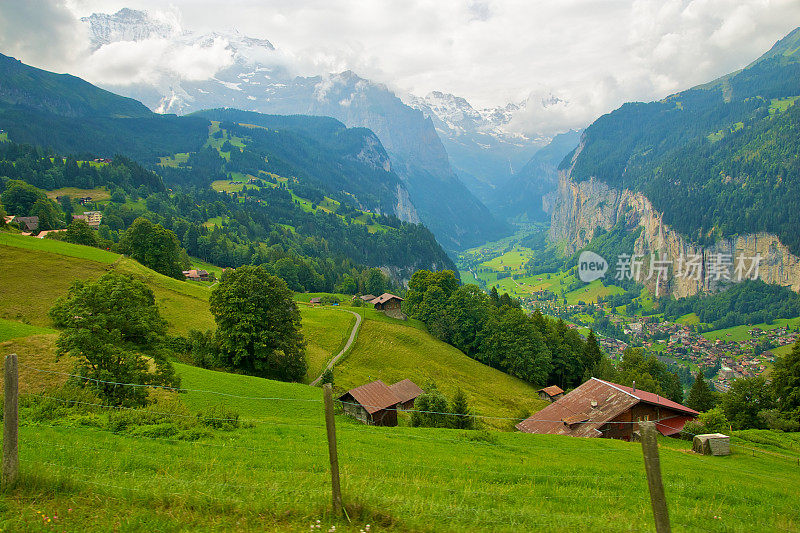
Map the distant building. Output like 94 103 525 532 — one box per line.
359 294 377 302
536 385 565 402
12 216 39 232
83 211 102 228
182 269 210 282
309 297 322 305
516 378 698 441
371 293 405 319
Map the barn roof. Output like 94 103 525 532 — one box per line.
596 379 699 416
359 294 377 301
340 380 399 415
516 378 638 437
516 378 699 437
537 385 565 397
389 379 424 404
371 293 404 304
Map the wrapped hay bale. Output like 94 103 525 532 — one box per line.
692 433 730 456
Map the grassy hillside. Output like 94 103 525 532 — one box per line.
3 352 799 532
333 318 548 428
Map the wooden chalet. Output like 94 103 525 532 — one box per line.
358 294 377 302
339 379 424 426
309 297 322 305
537 385 564 402
389 379 424 410
516 378 699 440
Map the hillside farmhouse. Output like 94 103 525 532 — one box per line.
536 385 565 402
516 378 698 440
12 216 39 232
182 269 209 282
339 379 423 426
369 293 405 319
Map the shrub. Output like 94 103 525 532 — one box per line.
197 404 241 431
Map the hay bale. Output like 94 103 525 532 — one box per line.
692 433 730 456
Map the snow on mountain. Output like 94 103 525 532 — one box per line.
79 8 509 249
405 91 548 200
81 7 180 49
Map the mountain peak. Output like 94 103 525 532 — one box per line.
81 8 180 50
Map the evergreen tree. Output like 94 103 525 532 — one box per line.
449 389 474 430
686 371 716 412
582 330 603 373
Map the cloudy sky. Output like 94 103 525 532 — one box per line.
1 0 799 135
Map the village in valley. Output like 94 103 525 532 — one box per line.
458 237 800 392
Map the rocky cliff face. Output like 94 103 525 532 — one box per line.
550 150 800 297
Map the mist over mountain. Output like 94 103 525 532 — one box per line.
79 8 510 250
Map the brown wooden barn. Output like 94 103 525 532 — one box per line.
536 385 565 402
516 378 699 440
339 379 423 425
338 380 401 426
389 379 424 410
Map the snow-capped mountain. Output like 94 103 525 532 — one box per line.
82 8 180 49
406 91 548 203
80 8 508 249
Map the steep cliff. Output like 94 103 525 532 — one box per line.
549 166 800 297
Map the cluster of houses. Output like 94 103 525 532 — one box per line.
4 209 103 236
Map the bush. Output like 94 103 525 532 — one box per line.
684 407 731 436
197 404 240 431
320 368 334 385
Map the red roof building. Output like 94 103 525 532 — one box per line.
516 378 698 440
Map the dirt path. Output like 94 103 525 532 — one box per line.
310 309 362 386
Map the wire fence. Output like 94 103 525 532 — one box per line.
4 361 800 532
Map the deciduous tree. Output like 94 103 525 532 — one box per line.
49 273 177 406
209 265 306 381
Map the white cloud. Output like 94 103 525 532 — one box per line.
3 0 799 136
74 35 234 86
0 0 89 70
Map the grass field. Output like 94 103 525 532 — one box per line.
3 354 799 532
44 187 110 202
0 318 55 342
300 307 356 382
0 232 119 263
702 317 800 342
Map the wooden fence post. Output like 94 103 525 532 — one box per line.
323 383 343 515
3 353 19 488
639 421 670 533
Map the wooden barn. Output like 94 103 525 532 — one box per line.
339 379 423 425
537 385 565 402
516 378 699 440
389 379 424 410
338 380 401 426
